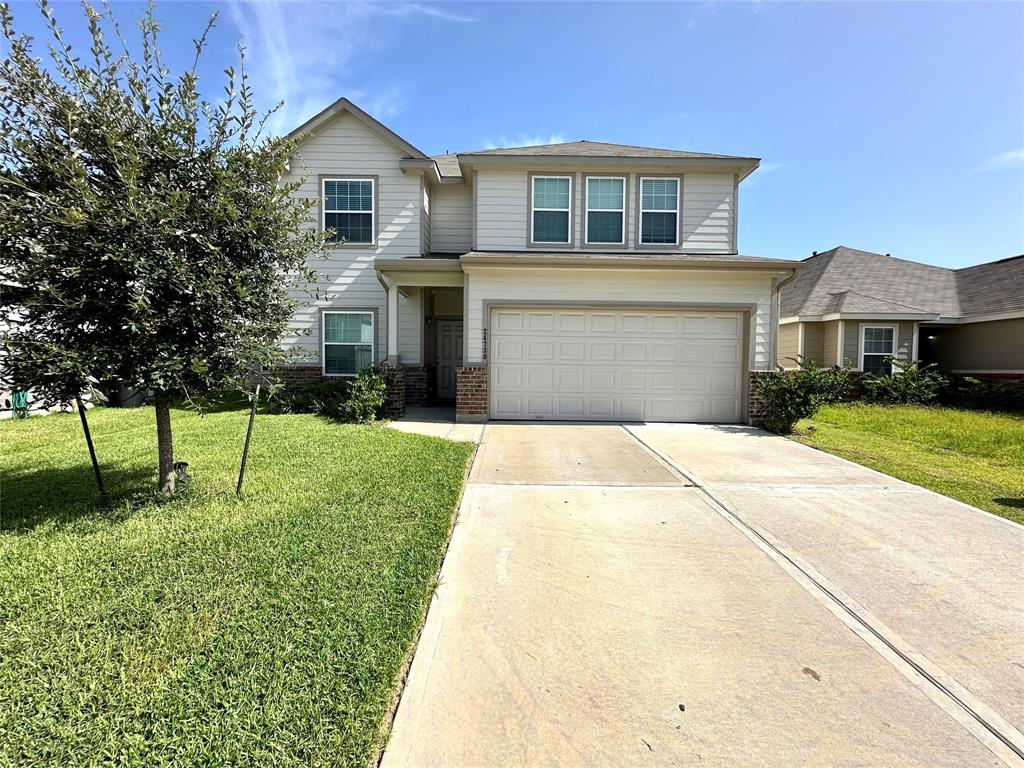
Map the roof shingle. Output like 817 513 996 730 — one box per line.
781 247 1023 320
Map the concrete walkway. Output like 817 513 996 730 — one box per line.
383 423 1024 767
388 405 483 443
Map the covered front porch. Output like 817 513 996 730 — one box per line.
376 257 465 416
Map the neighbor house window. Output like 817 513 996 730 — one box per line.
323 311 374 376
531 176 571 244
860 325 896 374
639 177 679 245
585 177 625 244
323 178 374 245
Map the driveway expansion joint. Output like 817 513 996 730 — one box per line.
622 424 1024 767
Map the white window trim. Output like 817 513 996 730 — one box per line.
858 323 897 373
531 175 572 245
638 176 680 246
584 175 626 245
322 310 375 377
322 177 375 246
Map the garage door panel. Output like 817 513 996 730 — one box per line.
558 341 586 360
558 313 586 332
494 311 524 332
526 312 555 332
489 308 743 423
619 370 646 390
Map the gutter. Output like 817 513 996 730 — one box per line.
459 253 802 271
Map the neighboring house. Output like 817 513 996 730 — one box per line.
278 98 801 424
778 247 1024 380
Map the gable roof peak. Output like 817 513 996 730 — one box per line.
285 96 429 160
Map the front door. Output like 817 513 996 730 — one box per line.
435 319 463 400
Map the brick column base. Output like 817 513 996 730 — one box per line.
747 370 772 426
456 367 488 423
378 366 405 420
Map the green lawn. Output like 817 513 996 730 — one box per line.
794 404 1024 525
0 405 474 767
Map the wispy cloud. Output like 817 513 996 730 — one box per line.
744 161 785 187
976 148 1024 171
481 133 567 150
225 1 472 136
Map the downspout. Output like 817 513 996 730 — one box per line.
770 269 798 371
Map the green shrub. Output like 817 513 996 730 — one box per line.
270 368 387 423
338 368 387 423
941 375 1024 412
271 380 348 416
862 359 947 405
755 356 852 434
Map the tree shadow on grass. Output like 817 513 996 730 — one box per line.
1 462 158 532
993 498 1024 509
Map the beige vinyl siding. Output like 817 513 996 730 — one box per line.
778 323 800 368
431 185 473 253
398 289 422 364
464 267 774 367
681 174 735 252
823 320 841 366
802 322 825 366
281 111 422 365
474 168 736 253
923 317 1024 372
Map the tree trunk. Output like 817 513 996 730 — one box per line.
154 394 176 494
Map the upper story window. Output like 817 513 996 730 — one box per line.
639 177 679 245
531 175 572 244
860 325 896 374
323 178 375 245
585 177 625 245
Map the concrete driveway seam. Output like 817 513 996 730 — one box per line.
622 424 1024 767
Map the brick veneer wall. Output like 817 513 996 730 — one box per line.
456 367 488 423
747 370 771 425
268 365 325 387
402 366 429 406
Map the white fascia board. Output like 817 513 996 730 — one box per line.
925 310 1024 325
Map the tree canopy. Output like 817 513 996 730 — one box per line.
0 1 324 491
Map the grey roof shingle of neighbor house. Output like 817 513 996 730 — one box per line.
781 246 1024 320
430 140 759 181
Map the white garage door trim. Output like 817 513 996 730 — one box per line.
486 304 750 423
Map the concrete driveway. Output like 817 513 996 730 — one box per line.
382 423 1024 767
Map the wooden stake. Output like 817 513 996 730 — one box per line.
236 384 260 496
76 394 106 500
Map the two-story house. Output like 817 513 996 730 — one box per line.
278 98 799 424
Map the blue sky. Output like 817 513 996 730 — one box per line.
7 1 1023 267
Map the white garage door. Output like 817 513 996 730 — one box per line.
489 307 744 423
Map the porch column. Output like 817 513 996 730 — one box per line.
387 280 399 366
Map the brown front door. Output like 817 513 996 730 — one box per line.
435 320 463 401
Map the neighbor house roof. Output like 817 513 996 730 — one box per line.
781 246 1024 321
953 254 1024 316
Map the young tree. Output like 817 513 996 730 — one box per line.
0 1 323 493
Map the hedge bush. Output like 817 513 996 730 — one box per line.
270 368 387 423
754 357 852 434
862 359 947 405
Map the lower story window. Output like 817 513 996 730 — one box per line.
323 311 374 375
861 325 896 374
